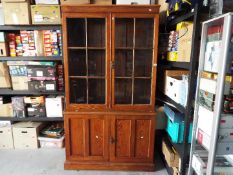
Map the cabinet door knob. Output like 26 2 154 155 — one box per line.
140 136 144 139
110 137 116 144
96 135 99 139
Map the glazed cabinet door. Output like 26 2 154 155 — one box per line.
63 13 111 111
111 14 159 111
110 115 155 163
65 115 109 161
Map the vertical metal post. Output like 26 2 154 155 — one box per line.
206 14 232 175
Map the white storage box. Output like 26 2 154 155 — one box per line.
116 0 151 4
35 0 59 4
45 96 63 117
13 122 43 149
165 75 188 106
0 126 14 149
38 136 64 148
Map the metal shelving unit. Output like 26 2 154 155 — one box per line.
157 2 205 175
0 24 64 123
188 13 233 175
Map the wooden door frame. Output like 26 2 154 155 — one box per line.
62 12 111 112
110 13 159 111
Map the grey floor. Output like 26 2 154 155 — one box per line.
0 149 168 175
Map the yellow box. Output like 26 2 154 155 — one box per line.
0 104 14 117
3 2 30 25
31 5 61 25
11 76 28 90
167 51 178 61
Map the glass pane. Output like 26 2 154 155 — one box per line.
135 18 154 48
134 79 151 104
115 50 133 77
115 79 132 104
88 50 105 76
134 50 153 77
88 79 105 104
115 18 134 48
70 78 87 104
87 18 105 47
67 18 86 47
68 50 86 76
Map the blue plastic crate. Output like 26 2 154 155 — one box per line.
166 118 193 143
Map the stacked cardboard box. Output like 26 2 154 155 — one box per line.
0 121 14 149
24 96 46 117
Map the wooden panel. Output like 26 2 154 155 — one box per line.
135 119 151 158
89 119 104 156
115 119 132 157
70 118 85 157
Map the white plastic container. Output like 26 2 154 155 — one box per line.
38 136 64 148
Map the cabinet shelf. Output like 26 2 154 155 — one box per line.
0 117 64 121
0 25 61 31
157 91 186 113
115 76 151 79
69 76 105 79
158 61 190 69
0 56 63 61
68 47 105 50
0 89 64 95
168 11 195 27
115 47 153 50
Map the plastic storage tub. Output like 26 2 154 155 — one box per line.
38 136 64 148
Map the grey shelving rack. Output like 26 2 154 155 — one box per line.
0 24 64 122
188 13 233 175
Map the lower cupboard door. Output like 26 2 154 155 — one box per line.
65 115 109 161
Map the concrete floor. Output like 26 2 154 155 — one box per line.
0 149 168 175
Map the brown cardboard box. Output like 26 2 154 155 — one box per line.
60 0 90 4
0 42 8 56
11 76 28 90
13 122 44 149
162 138 180 168
31 5 61 24
91 0 112 4
0 103 14 117
177 23 193 62
0 126 14 149
0 62 11 88
3 2 30 25
1 0 27 2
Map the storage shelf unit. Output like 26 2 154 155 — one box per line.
0 56 63 61
157 3 205 175
0 24 64 122
0 117 64 122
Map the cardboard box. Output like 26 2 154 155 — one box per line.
27 106 46 117
60 0 90 4
1 0 27 2
31 5 61 24
35 0 59 4
24 96 45 105
91 0 112 4
0 4 4 25
165 75 188 106
0 103 14 117
27 66 56 78
177 23 193 62
116 0 151 4
13 122 43 149
28 80 57 92
11 76 28 90
45 96 63 117
200 77 230 95
162 138 180 168
0 126 14 149
197 128 233 155
3 2 30 25
0 62 11 88
0 42 9 56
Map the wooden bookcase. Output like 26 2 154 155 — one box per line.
62 5 160 171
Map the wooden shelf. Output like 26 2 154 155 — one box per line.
0 56 63 61
115 77 151 79
0 117 64 122
0 89 64 95
156 91 186 114
69 76 105 79
168 11 195 26
115 47 153 50
0 25 61 31
68 47 105 50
